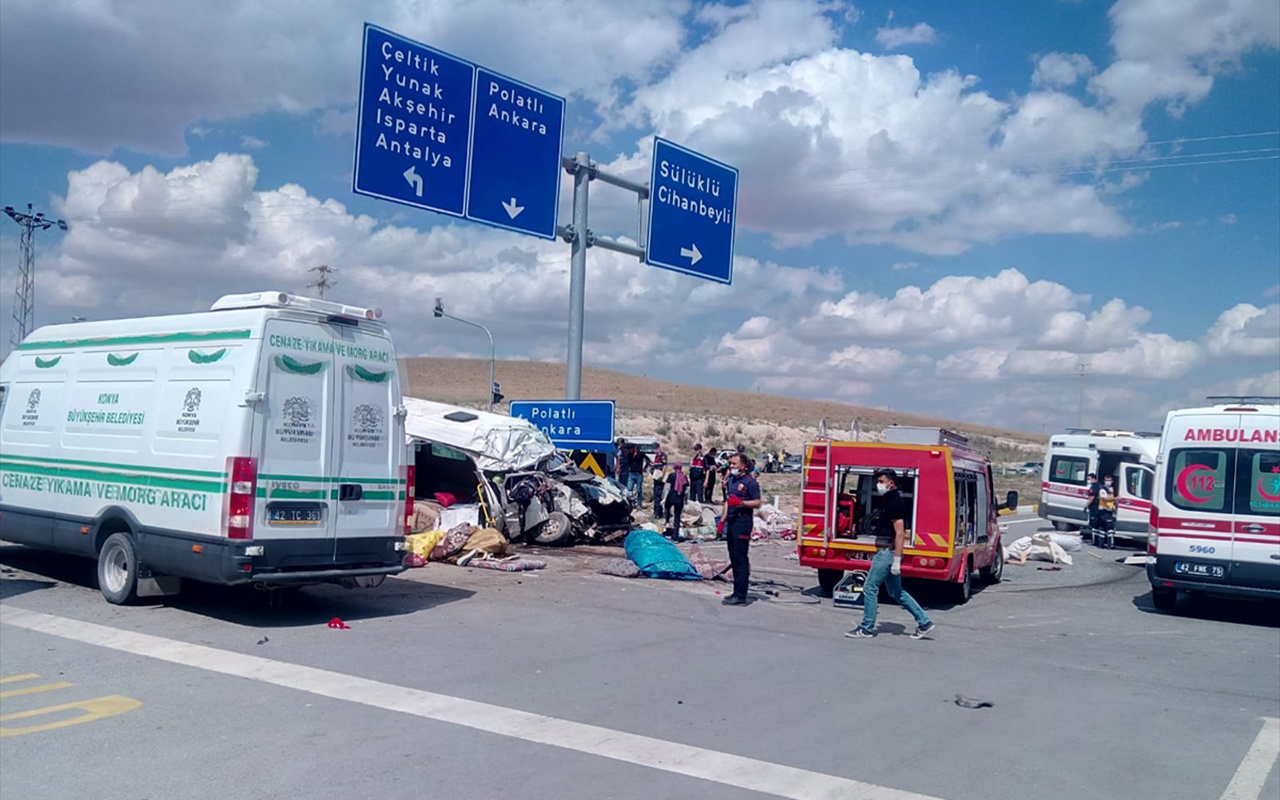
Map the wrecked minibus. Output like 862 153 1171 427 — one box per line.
797 426 1010 604
403 398 632 545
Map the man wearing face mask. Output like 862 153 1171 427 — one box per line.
720 452 761 606
1093 474 1118 549
846 468 935 639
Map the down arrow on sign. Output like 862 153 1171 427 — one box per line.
501 198 525 219
679 243 703 265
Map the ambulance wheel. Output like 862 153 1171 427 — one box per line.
531 511 574 546
953 558 973 604
817 569 843 598
980 547 1003 584
97 532 140 605
1052 520 1076 532
1151 586 1177 611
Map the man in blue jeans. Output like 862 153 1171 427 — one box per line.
846 468 936 639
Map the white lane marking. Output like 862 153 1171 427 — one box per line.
1 605 941 800
1221 717 1280 800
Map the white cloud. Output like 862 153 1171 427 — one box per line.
1031 52 1095 87
891 261 919 271
1205 303 1280 358
1091 0 1280 114
240 135 268 149
876 22 938 50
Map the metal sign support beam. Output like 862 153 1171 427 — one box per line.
556 152 650 400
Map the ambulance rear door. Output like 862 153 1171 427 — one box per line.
1230 440 1280 591
1117 462 1155 541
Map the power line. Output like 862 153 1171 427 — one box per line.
307 263 336 299
4 204 68 348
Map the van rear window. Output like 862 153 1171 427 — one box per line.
1049 456 1088 485
1243 449 1280 517
1167 449 1229 512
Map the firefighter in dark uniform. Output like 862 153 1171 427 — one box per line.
721 451 761 605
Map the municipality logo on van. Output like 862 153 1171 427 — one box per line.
349 404 384 449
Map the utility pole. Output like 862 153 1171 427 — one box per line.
307 264 336 299
4 204 68 348
1076 362 1090 428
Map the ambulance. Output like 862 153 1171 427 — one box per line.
1147 397 1280 610
797 426 1011 604
0 291 411 604
1038 429 1160 542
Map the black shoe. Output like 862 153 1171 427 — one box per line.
722 595 746 606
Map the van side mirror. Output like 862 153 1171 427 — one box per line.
1005 491 1018 510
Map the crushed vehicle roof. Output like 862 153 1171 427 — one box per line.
403 397 556 472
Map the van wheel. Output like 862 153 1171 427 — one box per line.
1052 521 1076 532
980 547 1003 584
1151 586 1177 611
817 568 843 598
531 511 574 546
97 533 140 605
953 558 973 604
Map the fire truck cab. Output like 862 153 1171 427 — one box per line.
797 426 1010 604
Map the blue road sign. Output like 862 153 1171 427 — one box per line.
354 25 475 217
467 68 564 240
510 400 615 450
646 137 739 284
353 24 564 240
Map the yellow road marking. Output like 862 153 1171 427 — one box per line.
0 673 41 684
0 695 142 737
0 682 74 698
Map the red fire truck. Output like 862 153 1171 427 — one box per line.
797 426 1012 603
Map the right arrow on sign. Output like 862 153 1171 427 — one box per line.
679 244 703 265
501 197 525 219
403 166 424 198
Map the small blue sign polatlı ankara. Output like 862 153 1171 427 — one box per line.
353 23 564 240
510 400 616 450
645 137 739 284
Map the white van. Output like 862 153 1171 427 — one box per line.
0 291 409 604
1147 397 1280 610
1038 429 1159 542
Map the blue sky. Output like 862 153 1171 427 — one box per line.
1 0 1276 433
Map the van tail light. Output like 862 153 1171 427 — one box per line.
224 456 257 540
1148 507 1159 554
401 465 415 536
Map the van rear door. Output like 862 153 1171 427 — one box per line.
1231 445 1280 591
255 320 340 550
331 325 402 557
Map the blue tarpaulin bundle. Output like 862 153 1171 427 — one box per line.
623 529 703 580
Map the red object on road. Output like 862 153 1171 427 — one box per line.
327 617 351 630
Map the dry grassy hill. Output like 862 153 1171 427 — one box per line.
402 357 1046 464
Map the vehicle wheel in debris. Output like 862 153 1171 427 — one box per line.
531 511 574 546
1051 520 1076 532
817 568 843 598
1151 586 1177 611
953 558 973 604
979 546 1003 584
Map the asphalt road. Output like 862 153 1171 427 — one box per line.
2 518 1277 800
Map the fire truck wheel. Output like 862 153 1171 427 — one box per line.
953 558 973 604
817 569 843 598
979 547 1003 584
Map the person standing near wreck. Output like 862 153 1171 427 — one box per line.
663 463 690 541
688 444 706 503
846 468 935 639
626 442 649 507
721 452 761 606
703 447 718 505
651 442 668 516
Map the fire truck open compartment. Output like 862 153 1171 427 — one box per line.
830 467 918 540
